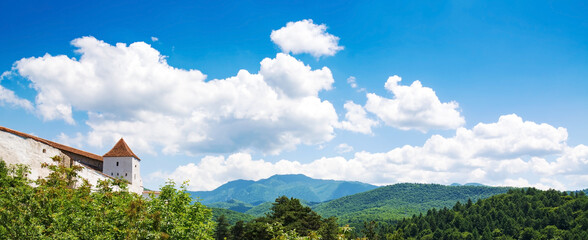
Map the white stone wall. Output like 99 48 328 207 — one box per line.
103 156 133 181
0 130 143 194
103 156 143 194
131 157 143 193
0 130 62 182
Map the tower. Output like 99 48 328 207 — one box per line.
103 138 143 193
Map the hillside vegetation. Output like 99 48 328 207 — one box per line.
0 158 215 239
189 174 377 204
385 188 588 239
211 208 255 225
314 183 511 226
214 196 343 240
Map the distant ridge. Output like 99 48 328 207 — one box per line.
450 182 485 186
313 183 511 226
188 174 378 205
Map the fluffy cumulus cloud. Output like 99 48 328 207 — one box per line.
270 19 343 58
260 53 333 98
0 76 34 111
155 114 587 191
365 75 465 132
11 37 338 154
337 101 378 134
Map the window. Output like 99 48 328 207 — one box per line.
125 173 128 177
42 149 46 153
111 172 113 175
134 174 136 179
116 162 119 166
117 173 119 176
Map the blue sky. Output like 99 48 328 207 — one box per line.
1 0 587 191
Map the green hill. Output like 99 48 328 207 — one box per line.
244 201 274 217
313 183 511 226
387 188 588 239
210 208 255 225
208 199 254 212
188 174 377 205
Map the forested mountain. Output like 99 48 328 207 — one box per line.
450 183 485 186
313 183 511 226
211 208 255 225
208 199 255 213
188 174 377 204
385 188 588 239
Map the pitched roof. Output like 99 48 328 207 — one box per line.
103 138 141 160
0 126 103 162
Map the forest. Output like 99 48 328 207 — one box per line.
381 188 588 239
1 158 587 239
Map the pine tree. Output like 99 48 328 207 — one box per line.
215 215 230 240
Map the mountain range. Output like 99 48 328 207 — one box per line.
313 183 511 225
192 174 515 228
188 174 378 205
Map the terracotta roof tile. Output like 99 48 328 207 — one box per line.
103 138 140 160
0 126 103 162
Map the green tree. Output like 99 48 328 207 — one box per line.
215 215 231 240
230 220 246 240
243 196 340 240
362 220 379 240
0 158 215 239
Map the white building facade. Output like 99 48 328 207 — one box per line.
0 126 144 194
102 138 143 194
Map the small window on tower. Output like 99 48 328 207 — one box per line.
42 149 46 153
111 172 113 175
117 173 119 176
116 162 119 166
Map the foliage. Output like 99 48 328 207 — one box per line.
313 183 511 227
209 199 255 213
0 158 215 239
385 188 588 239
212 207 255 225
214 215 231 240
214 196 341 240
245 201 275 216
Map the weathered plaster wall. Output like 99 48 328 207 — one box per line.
103 156 143 194
0 129 64 182
64 151 103 171
0 130 143 194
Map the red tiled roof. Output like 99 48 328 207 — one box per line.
103 138 140 160
0 126 103 162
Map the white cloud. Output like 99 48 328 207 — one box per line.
0 84 34 111
155 114 587 191
56 132 85 148
365 75 465 132
337 101 378 134
11 36 339 155
336 143 354 153
0 74 34 111
151 36 159 42
260 53 333 98
270 19 343 58
347 76 357 88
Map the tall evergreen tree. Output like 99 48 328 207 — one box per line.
215 215 230 240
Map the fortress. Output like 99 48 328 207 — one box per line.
0 126 144 194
